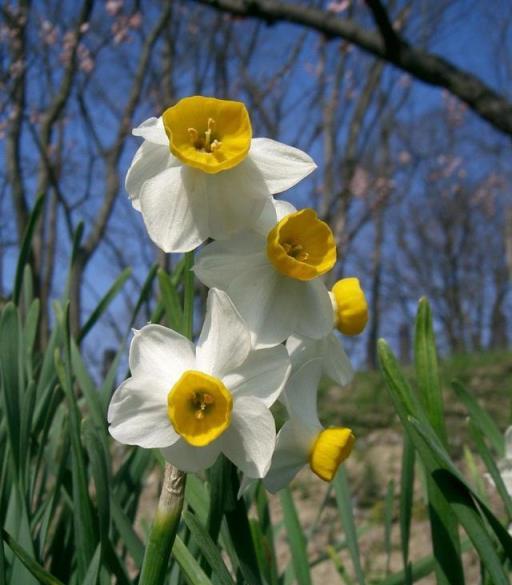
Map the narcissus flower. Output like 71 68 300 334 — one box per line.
331 277 369 335
108 289 291 476
286 333 353 387
126 96 316 252
263 359 355 492
194 200 336 348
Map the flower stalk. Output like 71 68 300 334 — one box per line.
138 463 186 585
138 251 194 585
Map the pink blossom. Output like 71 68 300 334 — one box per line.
327 0 350 13
106 0 123 16
350 167 370 198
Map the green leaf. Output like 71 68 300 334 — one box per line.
409 417 512 560
82 544 102 585
0 303 22 469
172 535 214 585
78 267 132 343
13 194 45 305
158 268 183 331
182 252 195 339
2 529 66 585
82 419 111 546
183 511 235 585
332 467 366 585
279 488 312 585
111 498 144 568
378 339 465 585
414 297 447 446
384 480 394 575
452 380 504 456
399 434 415 576
409 421 511 585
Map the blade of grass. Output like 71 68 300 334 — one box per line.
78 267 132 343
2 529 66 585
332 466 366 585
172 535 214 585
468 420 512 521
280 488 313 585
399 433 415 577
378 338 465 585
183 510 235 585
13 194 45 305
452 380 504 456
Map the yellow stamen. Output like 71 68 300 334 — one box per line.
309 427 355 482
162 96 252 174
167 370 232 446
331 277 368 335
266 209 336 281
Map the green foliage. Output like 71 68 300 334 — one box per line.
1 199 511 585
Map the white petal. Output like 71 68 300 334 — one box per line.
194 234 267 290
132 116 168 145
196 289 251 378
108 376 180 448
286 334 319 369
280 359 323 427
223 345 291 407
249 138 316 194
139 166 209 252
129 324 196 385
204 159 270 239
161 438 221 473
263 420 316 493
220 397 276 477
253 197 297 236
288 333 353 387
288 278 334 340
322 331 354 386
125 141 178 210
505 426 512 459
227 264 289 348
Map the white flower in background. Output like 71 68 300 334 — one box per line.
263 359 355 493
194 200 337 348
126 95 316 252
285 276 368 387
108 288 291 477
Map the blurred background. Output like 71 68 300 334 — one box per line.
1 0 511 374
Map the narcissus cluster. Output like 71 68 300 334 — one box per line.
109 96 370 489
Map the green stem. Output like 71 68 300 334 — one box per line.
138 463 186 585
138 251 195 585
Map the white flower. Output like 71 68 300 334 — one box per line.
286 333 353 387
125 96 316 252
108 288 291 477
194 200 336 348
263 359 355 493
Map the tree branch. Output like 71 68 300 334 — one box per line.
191 0 512 138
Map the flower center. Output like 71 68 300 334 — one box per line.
309 427 355 482
162 96 252 174
167 370 233 447
266 209 336 281
331 277 368 335
188 118 222 153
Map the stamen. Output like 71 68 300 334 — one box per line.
191 390 215 419
210 139 222 152
187 118 220 154
283 241 309 261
